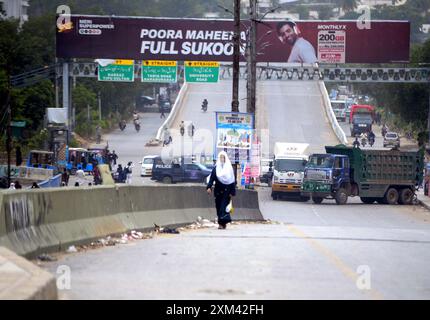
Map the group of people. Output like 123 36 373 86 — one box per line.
179 121 195 138
353 130 376 148
114 161 133 184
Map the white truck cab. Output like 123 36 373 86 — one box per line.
271 143 309 200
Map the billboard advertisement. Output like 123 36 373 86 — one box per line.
57 15 410 64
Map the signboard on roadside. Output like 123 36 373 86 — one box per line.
98 59 134 82
185 61 219 83
215 112 254 164
142 60 177 83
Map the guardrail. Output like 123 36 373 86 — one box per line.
318 81 348 145
0 184 263 258
156 82 189 141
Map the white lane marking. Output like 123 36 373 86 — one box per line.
311 204 329 225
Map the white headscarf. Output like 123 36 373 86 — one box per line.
216 151 235 185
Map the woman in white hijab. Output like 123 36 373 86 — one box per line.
206 151 236 229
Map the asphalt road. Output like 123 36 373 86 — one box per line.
39 189 430 300
38 80 430 299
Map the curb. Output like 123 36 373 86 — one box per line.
0 246 57 300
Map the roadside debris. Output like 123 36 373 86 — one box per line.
154 223 180 234
37 253 57 262
66 245 78 253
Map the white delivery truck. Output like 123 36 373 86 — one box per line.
271 142 309 201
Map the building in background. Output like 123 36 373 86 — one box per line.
0 0 29 25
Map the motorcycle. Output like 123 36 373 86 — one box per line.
361 137 367 147
134 119 141 132
180 126 185 136
201 100 208 112
369 136 375 147
119 121 126 131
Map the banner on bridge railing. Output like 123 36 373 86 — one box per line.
0 165 54 181
57 15 410 64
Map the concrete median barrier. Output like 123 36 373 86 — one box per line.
0 185 263 258
318 81 348 145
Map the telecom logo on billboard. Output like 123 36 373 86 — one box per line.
185 61 220 83
98 59 134 82
142 60 178 83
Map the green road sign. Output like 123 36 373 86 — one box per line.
185 61 219 83
142 60 177 83
98 60 134 82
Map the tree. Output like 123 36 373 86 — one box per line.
336 0 358 13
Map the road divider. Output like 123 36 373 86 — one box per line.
0 185 263 258
318 81 348 145
156 82 189 141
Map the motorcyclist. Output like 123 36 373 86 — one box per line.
119 119 126 131
179 121 185 136
201 99 208 111
367 130 376 146
134 118 141 132
188 122 195 137
133 111 140 121
353 136 360 148
360 132 367 147
381 124 388 137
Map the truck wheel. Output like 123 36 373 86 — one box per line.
312 197 323 204
398 188 413 205
162 176 172 184
335 188 348 205
271 193 278 200
384 188 399 205
361 197 375 204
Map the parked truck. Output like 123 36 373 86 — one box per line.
301 144 424 205
271 142 309 200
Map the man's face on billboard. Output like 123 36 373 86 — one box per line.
278 24 297 46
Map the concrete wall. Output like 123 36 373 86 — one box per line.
0 185 263 258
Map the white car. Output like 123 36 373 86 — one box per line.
140 155 158 177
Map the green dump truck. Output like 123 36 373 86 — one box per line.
301 145 424 205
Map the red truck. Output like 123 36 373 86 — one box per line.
349 105 375 137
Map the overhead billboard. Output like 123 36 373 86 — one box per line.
56 15 410 64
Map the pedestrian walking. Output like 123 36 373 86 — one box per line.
96 125 102 144
160 103 166 119
31 182 40 189
206 151 236 230
125 161 133 184
109 150 118 167
61 168 70 186
14 180 22 189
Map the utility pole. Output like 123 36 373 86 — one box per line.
232 0 240 113
231 0 241 179
98 91 102 121
6 81 12 188
247 0 257 115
